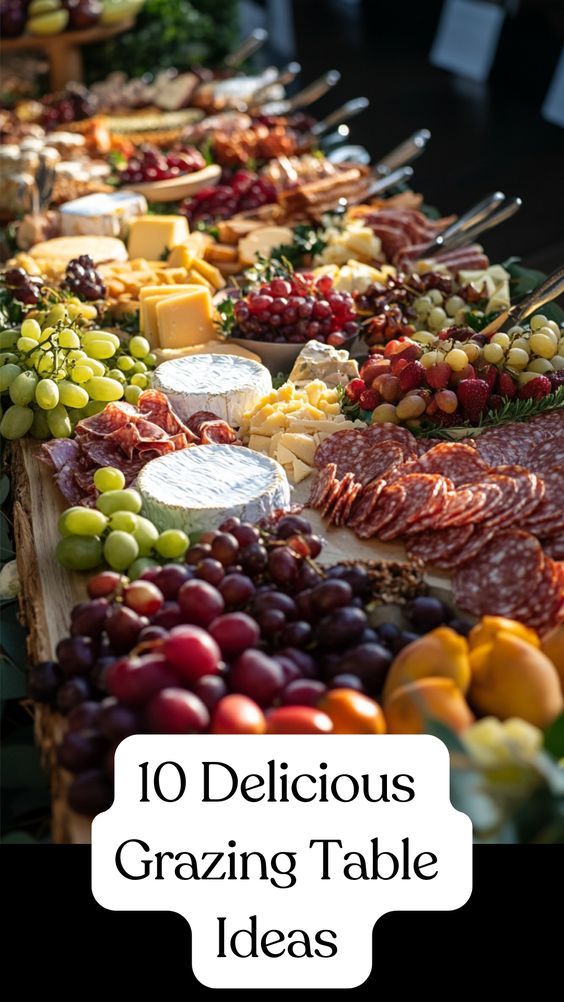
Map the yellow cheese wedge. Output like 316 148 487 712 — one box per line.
292 456 313 484
128 215 190 261
191 257 225 290
155 289 218 349
153 341 261 365
248 434 271 453
279 432 316 466
186 269 213 290
139 285 199 343
167 245 195 270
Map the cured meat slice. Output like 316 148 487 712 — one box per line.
137 389 194 438
480 467 544 529
526 438 564 475
402 477 452 534
342 480 363 524
38 438 80 470
442 482 503 528
356 482 407 539
543 537 564 562
378 474 446 540
439 524 498 569
74 401 137 437
329 474 356 526
434 487 476 527
199 420 239 445
406 523 474 567
314 429 365 471
347 479 387 529
308 464 337 509
415 441 489 485
524 466 564 537
453 530 545 618
186 410 222 436
362 422 418 456
321 474 347 520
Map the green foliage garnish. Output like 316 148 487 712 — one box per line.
270 224 327 268
413 385 564 440
465 310 500 332
216 296 236 336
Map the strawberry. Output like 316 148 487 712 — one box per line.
482 363 497 393
426 361 451 390
456 378 490 423
345 378 366 403
359 388 381 411
498 371 517 399
398 359 426 391
488 394 503 410
518 375 552 401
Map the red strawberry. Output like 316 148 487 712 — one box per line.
398 359 426 391
345 378 366 403
498 371 517 398
488 394 503 410
482 363 497 393
518 375 552 401
456 378 490 422
359 388 380 410
426 361 451 390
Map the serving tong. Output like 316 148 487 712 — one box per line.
481 265 564 338
424 191 523 257
224 29 268 70
375 128 431 175
311 96 369 137
335 165 414 213
257 69 341 116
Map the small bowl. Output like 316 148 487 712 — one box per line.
230 334 360 375
126 163 221 203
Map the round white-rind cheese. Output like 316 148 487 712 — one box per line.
152 353 272 428
137 444 290 533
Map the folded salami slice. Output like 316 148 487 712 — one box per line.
453 530 545 619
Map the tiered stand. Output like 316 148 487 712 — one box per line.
1 21 134 90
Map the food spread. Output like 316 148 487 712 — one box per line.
0 40 563 839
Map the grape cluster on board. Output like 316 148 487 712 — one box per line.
181 169 277 224
0 283 156 440
29 512 470 815
57 466 189 576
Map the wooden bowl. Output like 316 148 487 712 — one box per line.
126 163 221 202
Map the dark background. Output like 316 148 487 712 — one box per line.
285 0 564 273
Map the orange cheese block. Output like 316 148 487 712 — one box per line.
139 284 199 343
155 288 219 349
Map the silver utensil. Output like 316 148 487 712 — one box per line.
327 143 372 165
423 191 506 256
434 196 523 254
224 29 268 69
312 96 369 137
375 128 431 175
248 62 302 110
481 265 564 337
335 165 414 213
257 70 341 116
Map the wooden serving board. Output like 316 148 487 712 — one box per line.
11 441 454 843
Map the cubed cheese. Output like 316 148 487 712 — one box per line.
167 245 195 270
128 215 190 261
279 432 316 466
248 434 271 453
276 443 296 466
191 257 225 290
292 457 313 484
155 289 218 349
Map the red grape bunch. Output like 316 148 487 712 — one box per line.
181 168 277 224
118 145 205 185
229 270 360 346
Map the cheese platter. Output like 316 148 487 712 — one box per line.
1 43 563 844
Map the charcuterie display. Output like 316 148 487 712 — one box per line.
1 37 563 842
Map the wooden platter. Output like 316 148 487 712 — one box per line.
11 439 453 843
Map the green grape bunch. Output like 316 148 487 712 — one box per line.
0 301 156 441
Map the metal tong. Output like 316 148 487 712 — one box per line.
312 96 369 137
425 191 522 257
375 128 431 175
224 29 268 69
257 69 341 116
248 62 302 109
481 265 564 337
336 165 414 212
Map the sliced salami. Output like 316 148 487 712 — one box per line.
439 524 499 569
347 479 387 529
308 464 337 509
543 536 564 562
415 441 489 485
406 522 474 565
378 474 446 540
453 530 545 618
330 474 356 526
356 482 407 539
402 477 452 535
199 420 239 445
314 429 366 472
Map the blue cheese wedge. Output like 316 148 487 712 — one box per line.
137 445 290 533
152 353 272 427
